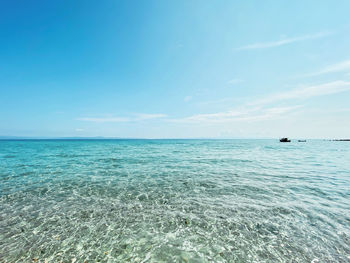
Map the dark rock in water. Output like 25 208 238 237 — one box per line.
280 138 291 142
298 140 306 142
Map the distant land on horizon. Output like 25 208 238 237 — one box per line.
0 136 283 140
0 136 349 141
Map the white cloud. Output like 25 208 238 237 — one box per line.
197 97 243 106
184 96 192 102
170 80 350 124
77 80 349 128
228 78 243 84
135 113 167 120
171 106 301 124
75 128 84 132
78 117 130 123
237 32 330 50
303 60 350 77
251 81 350 105
78 113 167 123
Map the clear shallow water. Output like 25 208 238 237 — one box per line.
0 139 350 263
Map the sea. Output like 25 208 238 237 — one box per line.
0 139 349 262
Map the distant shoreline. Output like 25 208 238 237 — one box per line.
0 137 349 141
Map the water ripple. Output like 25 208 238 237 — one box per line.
0 139 350 262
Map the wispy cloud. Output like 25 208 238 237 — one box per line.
136 113 167 120
237 32 331 50
184 96 192 102
171 80 350 124
228 78 243 84
77 80 349 126
197 97 244 106
302 59 350 77
78 117 130 123
171 106 301 124
78 113 167 123
251 80 350 105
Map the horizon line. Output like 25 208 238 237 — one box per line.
0 136 345 140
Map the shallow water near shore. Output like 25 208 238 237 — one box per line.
0 139 350 262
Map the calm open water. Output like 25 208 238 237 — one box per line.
0 139 350 262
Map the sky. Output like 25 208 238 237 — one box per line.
1 0 350 139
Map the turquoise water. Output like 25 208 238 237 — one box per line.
0 139 350 262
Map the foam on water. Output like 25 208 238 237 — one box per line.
0 139 350 262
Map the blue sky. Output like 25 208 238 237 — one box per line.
1 0 350 138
